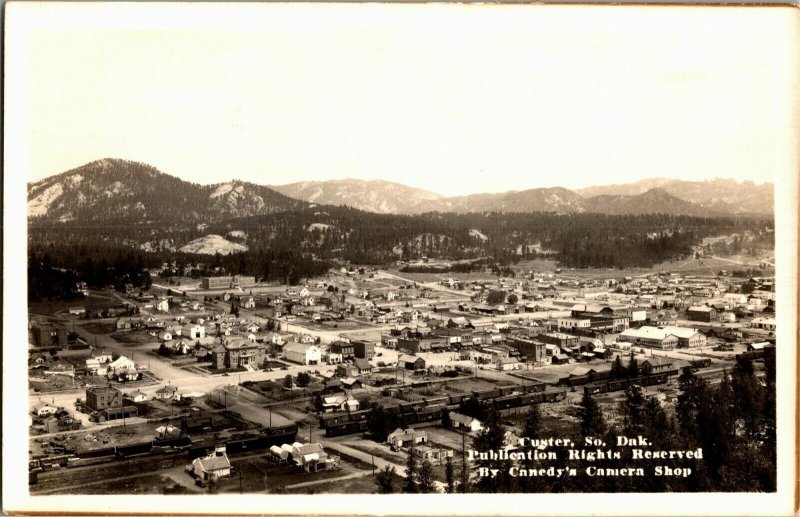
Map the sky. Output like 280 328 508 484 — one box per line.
13 4 791 196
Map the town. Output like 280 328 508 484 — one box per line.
28 251 777 494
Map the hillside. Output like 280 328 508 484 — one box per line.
27 159 306 224
412 187 587 214
583 188 720 217
271 179 443 214
577 178 773 215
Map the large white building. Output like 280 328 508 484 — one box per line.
619 326 706 350
283 343 321 365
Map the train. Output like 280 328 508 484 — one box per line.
582 371 677 396
321 386 565 437
29 424 298 482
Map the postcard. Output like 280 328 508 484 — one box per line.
4 2 798 515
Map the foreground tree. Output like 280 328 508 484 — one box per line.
375 464 396 494
416 459 438 493
578 392 606 438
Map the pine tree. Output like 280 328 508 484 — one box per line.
621 385 646 435
416 459 438 493
610 355 625 380
578 392 606 438
403 443 418 493
627 356 640 378
444 455 455 493
523 404 542 438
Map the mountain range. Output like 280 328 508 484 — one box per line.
27 158 773 224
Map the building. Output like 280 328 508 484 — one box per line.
68 307 86 316
210 339 267 370
399 354 426 370
85 350 113 375
619 327 681 350
181 323 206 340
353 358 373 375
686 306 716 322
640 356 675 374
352 340 376 360
557 318 591 331
329 341 355 361
33 403 59 417
335 364 358 378
386 428 428 448
321 394 360 413
750 317 777 332
497 356 525 371
86 386 124 411
154 385 178 400
201 276 257 290
449 412 483 432
192 445 232 481
506 336 546 364
284 343 321 365
156 298 170 312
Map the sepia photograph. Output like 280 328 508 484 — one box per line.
4 2 798 515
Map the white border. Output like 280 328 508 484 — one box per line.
4 3 798 515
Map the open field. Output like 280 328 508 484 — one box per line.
29 293 124 317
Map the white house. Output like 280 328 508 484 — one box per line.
126 390 148 402
283 343 321 365
192 445 232 481
158 330 173 341
449 412 484 433
156 298 170 312
182 323 206 340
85 350 114 376
33 403 59 417
387 428 428 448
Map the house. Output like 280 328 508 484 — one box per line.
413 445 453 463
242 297 256 309
33 403 59 417
449 412 483 432
126 389 148 403
192 445 232 481
386 428 428 448
551 354 570 365
85 350 114 376
107 355 136 379
353 358 373 375
321 394 360 413
68 307 86 316
180 323 206 340
399 354 426 370
290 442 337 472
340 377 363 390
283 343 321 365
686 306 716 322
154 385 178 400
210 339 267 370
335 364 358 378
747 341 771 352
640 356 675 374
156 298 170 312
496 356 524 371
158 330 173 341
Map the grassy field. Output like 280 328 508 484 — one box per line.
29 293 120 317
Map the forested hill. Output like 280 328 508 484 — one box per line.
29 203 773 270
27 158 307 224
